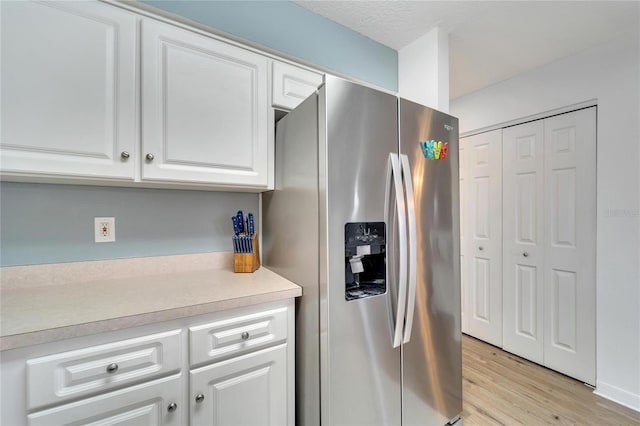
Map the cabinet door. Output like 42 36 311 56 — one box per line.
141 19 270 188
272 61 323 110
190 344 288 426
27 374 185 426
464 130 503 346
0 1 137 180
543 108 596 385
502 121 544 364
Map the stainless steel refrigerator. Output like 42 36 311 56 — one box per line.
263 76 462 426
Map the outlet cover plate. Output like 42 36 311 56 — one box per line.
95 217 115 243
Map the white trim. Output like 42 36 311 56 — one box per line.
594 381 640 413
459 99 597 138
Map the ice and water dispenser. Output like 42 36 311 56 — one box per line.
344 222 386 301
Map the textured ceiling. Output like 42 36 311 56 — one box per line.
294 1 640 98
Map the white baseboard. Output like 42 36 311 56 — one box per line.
594 381 640 412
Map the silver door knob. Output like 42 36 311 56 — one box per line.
146 153 154 161
241 331 250 340
120 151 130 159
106 363 119 374
478 246 484 251
195 394 205 404
523 252 529 257
167 402 177 413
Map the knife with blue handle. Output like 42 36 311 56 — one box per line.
248 213 255 236
232 216 240 236
236 210 244 234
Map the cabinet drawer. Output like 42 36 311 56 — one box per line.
190 306 287 366
28 374 184 426
27 329 182 410
272 61 323 110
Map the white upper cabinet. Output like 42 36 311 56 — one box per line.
141 19 270 188
0 1 137 180
271 61 323 110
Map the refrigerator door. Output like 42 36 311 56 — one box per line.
399 99 463 425
321 76 402 425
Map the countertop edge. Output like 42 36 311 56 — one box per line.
0 286 302 352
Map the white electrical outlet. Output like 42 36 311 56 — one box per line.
95 217 115 243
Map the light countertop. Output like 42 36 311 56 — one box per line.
0 252 301 351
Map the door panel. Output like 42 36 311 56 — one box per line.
463 130 503 347
322 77 402 425
399 99 462 425
190 345 287 426
503 121 544 364
141 19 268 187
0 0 137 180
543 108 596 385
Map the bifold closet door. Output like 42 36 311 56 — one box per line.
543 108 596 385
502 121 545 364
461 130 503 346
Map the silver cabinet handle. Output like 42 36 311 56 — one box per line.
195 394 205 404
106 363 118 374
120 151 130 159
523 252 529 257
479 246 484 251
167 402 177 413
146 153 154 161
241 331 250 340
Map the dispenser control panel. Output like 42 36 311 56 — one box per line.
344 222 386 301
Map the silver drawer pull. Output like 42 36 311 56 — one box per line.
523 252 529 257
241 331 250 340
106 363 119 374
195 394 205 404
120 151 130 159
167 402 177 413
146 153 154 161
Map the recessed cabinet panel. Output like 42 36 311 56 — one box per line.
272 61 323 110
0 0 137 180
551 269 577 352
515 264 537 339
551 168 577 248
190 344 287 426
27 329 182 410
27 375 184 426
141 19 269 187
473 258 490 321
189 306 288 366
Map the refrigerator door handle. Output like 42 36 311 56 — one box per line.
385 153 408 348
400 154 417 344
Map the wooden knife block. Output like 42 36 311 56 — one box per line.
233 235 260 273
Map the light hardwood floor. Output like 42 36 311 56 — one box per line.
461 335 640 425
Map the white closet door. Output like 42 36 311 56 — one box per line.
464 130 503 346
459 142 469 334
543 108 596 385
502 121 545 364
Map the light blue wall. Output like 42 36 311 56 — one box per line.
141 0 398 91
0 183 258 266
1 1 398 267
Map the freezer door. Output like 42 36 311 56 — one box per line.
322 76 402 425
399 99 463 425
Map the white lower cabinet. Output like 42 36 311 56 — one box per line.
28 374 185 426
190 344 288 426
1 299 294 425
